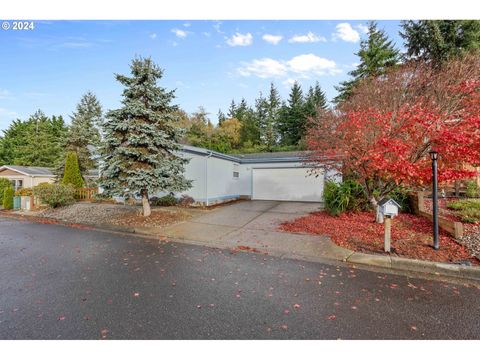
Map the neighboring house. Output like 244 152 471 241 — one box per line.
0 165 56 190
0 165 98 190
175 145 340 205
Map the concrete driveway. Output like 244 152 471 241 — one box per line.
156 200 351 262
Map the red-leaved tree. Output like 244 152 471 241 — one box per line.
307 53 480 221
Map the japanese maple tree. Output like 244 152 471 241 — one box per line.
307 53 480 221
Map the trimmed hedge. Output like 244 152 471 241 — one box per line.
0 178 12 204
33 183 75 208
2 187 14 209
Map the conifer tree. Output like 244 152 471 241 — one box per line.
62 151 84 188
400 20 480 65
100 57 191 216
278 82 305 146
304 81 328 118
334 21 400 103
263 83 281 150
57 92 103 176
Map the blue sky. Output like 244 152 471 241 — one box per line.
0 20 404 130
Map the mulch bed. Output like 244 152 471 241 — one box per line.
109 209 192 227
279 211 479 265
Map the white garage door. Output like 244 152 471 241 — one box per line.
252 167 323 202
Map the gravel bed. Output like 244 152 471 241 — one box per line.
460 224 480 260
39 203 140 225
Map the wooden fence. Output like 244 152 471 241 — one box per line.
410 191 464 239
75 188 98 201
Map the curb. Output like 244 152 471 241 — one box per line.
2 211 480 282
344 251 480 282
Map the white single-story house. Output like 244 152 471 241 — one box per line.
176 145 340 205
0 165 56 190
1 146 340 204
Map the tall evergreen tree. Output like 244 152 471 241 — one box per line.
400 20 480 65
227 100 237 118
334 21 400 103
100 57 191 216
57 92 103 176
217 109 227 125
15 110 67 167
278 82 305 146
262 83 281 150
304 81 328 118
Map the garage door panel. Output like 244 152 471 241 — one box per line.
252 168 323 202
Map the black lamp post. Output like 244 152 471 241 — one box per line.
429 150 439 250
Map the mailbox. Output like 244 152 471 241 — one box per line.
378 198 401 218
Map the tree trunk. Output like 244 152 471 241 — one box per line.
369 196 384 223
141 190 151 217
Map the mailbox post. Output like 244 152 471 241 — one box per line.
378 198 401 253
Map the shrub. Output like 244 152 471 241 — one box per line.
178 194 195 207
151 194 177 207
33 183 75 208
62 151 84 188
15 187 33 196
0 178 12 203
465 180 479 198
458 208 480 223
323 180 368 216
2 186 14 209
447 199 480 211
389 187 413 214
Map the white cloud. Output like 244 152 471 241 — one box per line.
282 78 297 88
183 23 191 28
333 23 360 43
288 32 326 43
149 33 157 39
356 24 369 34
237 58 287 78
262 34 283 45
287 54 340 76
171 28 188 38
202 32 211 37
0 89 13 100
226 32 253 47
237 54 340 80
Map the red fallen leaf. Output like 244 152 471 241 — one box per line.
100 328 109 339
209 304 215 308
411 326 418 331
293 304 301 309
171 282 176 287
58 316 66 321
284 309 290 315
327 315 336 320
196 305 202 309
389 284 398 289
407 283 418 289
351 306 358 310
133 292 140 297
281 325 288 330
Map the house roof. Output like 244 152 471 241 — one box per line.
181 145 311 164
378 197 402 208
0 165 55 177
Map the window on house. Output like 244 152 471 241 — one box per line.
10 179 23 191
233 171 239 178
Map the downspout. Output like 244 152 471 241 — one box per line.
205 151 213 206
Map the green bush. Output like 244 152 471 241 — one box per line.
33 183 75 208
62 151 84 188
2 186 14 209
458 208 480 223
0 178 12 203
324 180 368 216
389 187 413 214
447 199 480 211
151 194 177 207
466 180 479 198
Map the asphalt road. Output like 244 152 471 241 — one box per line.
1 216 479 339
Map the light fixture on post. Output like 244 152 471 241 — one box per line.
429 150 439 250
